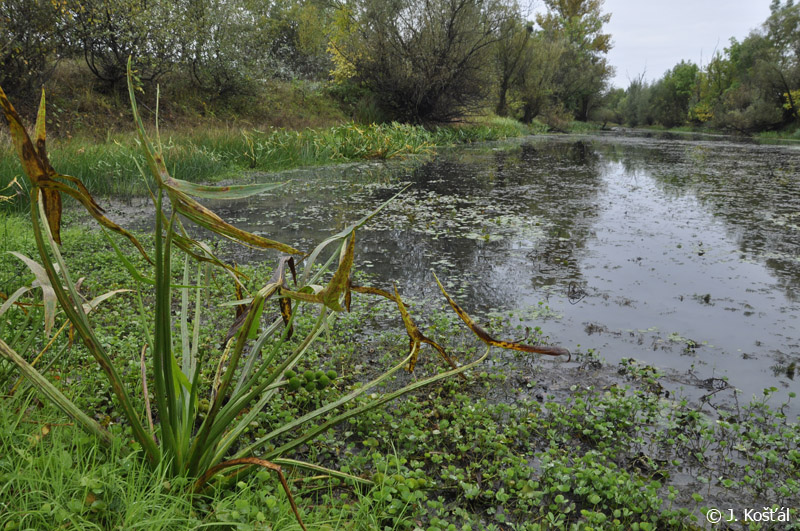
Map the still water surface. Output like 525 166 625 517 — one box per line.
210 133 800 407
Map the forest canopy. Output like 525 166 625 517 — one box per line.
0 0 615 126
2 0 798 132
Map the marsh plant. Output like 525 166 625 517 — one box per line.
0 60 567 527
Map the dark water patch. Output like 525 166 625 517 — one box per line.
117 134 800 415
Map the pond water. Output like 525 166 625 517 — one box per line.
199 132 800 410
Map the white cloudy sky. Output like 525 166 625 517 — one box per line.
586 0 774 88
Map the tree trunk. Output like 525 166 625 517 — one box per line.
496 79 509 116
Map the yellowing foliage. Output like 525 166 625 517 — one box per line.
782 89 800 117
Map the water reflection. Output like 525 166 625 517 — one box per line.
591 136 800 301
203 133 800 408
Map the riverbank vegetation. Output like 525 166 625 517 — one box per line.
3 1 800 529
2 0 614 136
613 0 800 136
0 116 531 210
1 0 615 205
6 0 800 142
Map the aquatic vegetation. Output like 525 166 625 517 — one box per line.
0 115 532 213
0 63 566 529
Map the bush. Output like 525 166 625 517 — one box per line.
330 0 509 124
0 0 62 98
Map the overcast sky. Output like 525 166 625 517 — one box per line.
596 0 774 88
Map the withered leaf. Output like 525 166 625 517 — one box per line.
433 272 570 360
0 86 150 260
350 284 461 375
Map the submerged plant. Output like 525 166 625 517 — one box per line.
0 60 568 528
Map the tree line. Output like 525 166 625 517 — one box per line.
613 0 800 134
1 0 614 125
1 0 331 98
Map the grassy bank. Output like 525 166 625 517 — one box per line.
0 116 530 210
1 222 797 530
756 128 800 144
2 58 533 209
624 123 800 144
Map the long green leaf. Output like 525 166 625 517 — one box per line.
0 286 32 318
261 346 490 462
210 310 331 468
8 252 56 337
300 184 410 284
152 199 179 469
271 458 373 486
186 282 270 475
31 197 159 463
0 338 113 446
236 344 417 460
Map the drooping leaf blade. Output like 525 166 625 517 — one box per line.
172 192 302 254
0 87 62 243
350 283 461 374
192 457 308 531
168 178 288 200
320 231 355 311
0 86 49 187
33 92 63 244
433 272 570 359
0 286 32 317
125 59 301 256
0 338 113 446
44 179 150 260
81 289 132 314
1 86 151 259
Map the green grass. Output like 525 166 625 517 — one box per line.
0 116 532 212
0 213 35 255
2 220 798 529
0 391 386 530
756 126 800 144
565 121 603 134
0 395 195 530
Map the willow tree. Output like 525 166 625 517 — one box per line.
330 0 514 123
67 0 179 88
494 14 533 117
513 31 566 123
536 0 613 120
650 61 699 127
